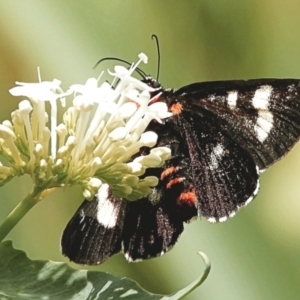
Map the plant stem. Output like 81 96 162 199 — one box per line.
0 187 43 242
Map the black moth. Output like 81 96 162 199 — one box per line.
61 78 300 264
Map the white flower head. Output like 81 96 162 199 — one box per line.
3 53 172 200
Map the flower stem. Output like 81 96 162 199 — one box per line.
0 186 43 242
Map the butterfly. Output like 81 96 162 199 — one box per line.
61 78 300 264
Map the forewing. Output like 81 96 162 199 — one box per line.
175 79 300 170
167 106 259 222
61 184 126 264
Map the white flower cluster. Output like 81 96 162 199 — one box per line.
1 53 172 200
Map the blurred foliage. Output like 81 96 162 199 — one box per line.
0 241 209 299
0 1 300 299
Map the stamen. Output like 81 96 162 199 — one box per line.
41 127 51 159
56 124 67 149
49 99 58 160
18 100 35 166
6 53 173 200
129 52 148 73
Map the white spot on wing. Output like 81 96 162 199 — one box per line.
208 94 216 101
254 125 268 142
244 195 254 206
254 111 274 142
247 179 260 204
258 110 273 126
213 143 224 156
254 177 260 196
219 216 228 222
124 252 143 262
227 91 238 109
209 156 218 170
209 143 225 170
252 85 272 109
229 211 236 218
96 184 118 229
207 217 217 223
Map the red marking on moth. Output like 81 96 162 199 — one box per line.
131 93 161 108
177 192 197 206
166 177 183 188
149 93 161 105
171 102 182 115
161 166 177 180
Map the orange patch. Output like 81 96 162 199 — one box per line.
166 177 183 188
177 192 197 206
170 102 182 115
161 166 177 180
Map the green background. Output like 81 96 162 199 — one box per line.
1 1 300 299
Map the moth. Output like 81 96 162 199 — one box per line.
61 78 300 264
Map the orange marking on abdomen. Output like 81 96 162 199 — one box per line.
170 102 182 115
166 177 183 188
177 192 197 206
161 166 177 180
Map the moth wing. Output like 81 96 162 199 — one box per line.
122 194 184 262
122 123 197 262
61 184 126 265
175 109 259 222
175 79 300 170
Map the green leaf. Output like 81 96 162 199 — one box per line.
0 241 210 299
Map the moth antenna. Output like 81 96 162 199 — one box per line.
94 57 148 79
151 34 161 81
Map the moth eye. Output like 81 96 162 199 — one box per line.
152 80 161 89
